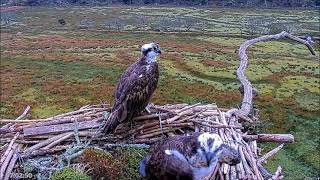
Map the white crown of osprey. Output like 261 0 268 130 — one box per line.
141 43 156 52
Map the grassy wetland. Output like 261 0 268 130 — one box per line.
0 6 319 179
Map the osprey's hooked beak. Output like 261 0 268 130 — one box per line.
156 49 161 54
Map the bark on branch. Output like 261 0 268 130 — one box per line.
242 134 294 143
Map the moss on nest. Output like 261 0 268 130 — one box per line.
76 147 148 180
50 167 91 180
114 147 149 180
77 148 122 180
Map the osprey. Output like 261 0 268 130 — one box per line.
140 132 240 180
103 43 161 133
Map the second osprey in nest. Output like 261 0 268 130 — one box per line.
139 132 240 180
103 43 161 133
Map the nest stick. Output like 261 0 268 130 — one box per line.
175 108 208 123
133 113 168 121
218 168 225 180
102 143 150 149
22 145 69 158
258 144 284 164
43 132 74 149
24 132 72 154
0 143 18 180
176 103 201 114
3 144 23 180
0 132 20 165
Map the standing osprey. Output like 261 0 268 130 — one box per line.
140 132 240 180
103 43 161 133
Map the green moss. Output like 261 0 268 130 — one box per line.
76 147 148 180
50 167 90 180
114 147 148 180
77 148 123 179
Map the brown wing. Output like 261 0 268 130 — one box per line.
115 61 139 100
147 141 193 180
103 60 158 133
113 61 158 122
149 154 193 180
145 134 201 180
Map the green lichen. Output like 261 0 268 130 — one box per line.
50 168 91 180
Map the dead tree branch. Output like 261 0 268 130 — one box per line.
236 31 316 117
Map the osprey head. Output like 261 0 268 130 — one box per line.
141 43 161 57
197 132 223 165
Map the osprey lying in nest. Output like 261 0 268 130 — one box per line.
140 132 240 180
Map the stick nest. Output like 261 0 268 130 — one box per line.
1 103 290 179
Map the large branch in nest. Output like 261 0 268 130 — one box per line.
242 134 294 143
236 31 316 117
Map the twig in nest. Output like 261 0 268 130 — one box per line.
0 143 19 180
132 137 163 144
43 132 74 149
133 113 168 121
158 113 164 136
176 103 201 114
24 132 73 155
22 145 69 158
175 108 208 123
2 144 23 180
102 143 150 149
272 166 283 180
73 119 81 145
258 144 284 164
190 119 243 129
0 132 20 165
2 105 30 128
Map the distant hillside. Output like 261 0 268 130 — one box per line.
1 0 319 8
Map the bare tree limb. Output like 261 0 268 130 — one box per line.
235 31 316 117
